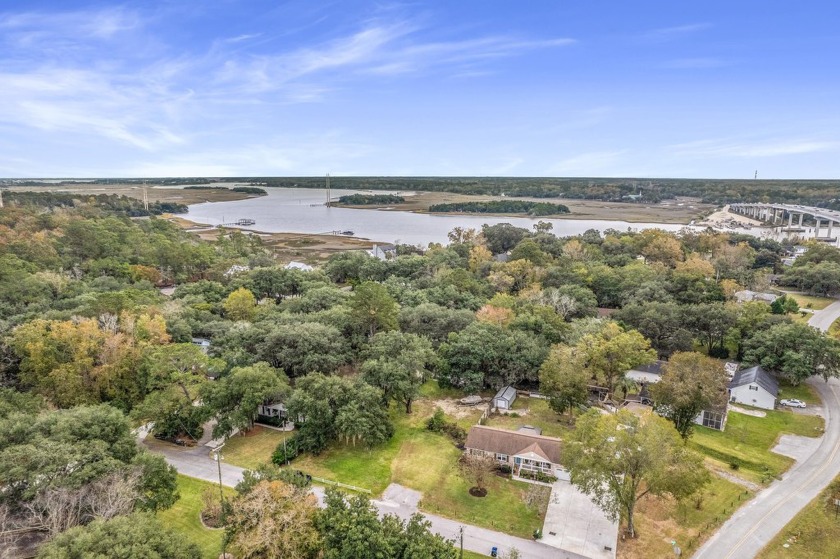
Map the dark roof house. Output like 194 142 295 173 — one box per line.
729 366 779 396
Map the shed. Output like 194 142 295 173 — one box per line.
493 386 517 410
625 360 666 383
728 366 778 410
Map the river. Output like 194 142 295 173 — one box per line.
178 187 763 245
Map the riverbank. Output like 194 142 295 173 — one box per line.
337 191 714 224
6 184 257 205
167 216 375 264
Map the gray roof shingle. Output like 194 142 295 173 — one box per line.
729 365 779 396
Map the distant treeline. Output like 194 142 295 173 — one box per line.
7 176 840 207
1 192 187 216
237 177 840 207
429 200 570 216
337 194 404 205
184 186 267 195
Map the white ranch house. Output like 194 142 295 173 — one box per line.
728 366 778 410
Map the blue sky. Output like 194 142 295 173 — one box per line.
1 1 838 178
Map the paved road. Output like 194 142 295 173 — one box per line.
808 298 840 332
143 438 587 559
692 376 840 559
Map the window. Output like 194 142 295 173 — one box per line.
517 457 552 473
495 453 508 463
702 411 723 431
749 385 759 391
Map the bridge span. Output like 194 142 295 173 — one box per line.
729 203 840 242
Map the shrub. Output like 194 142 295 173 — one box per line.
519 470 558 483
729 461 740 471
533 528 543 540
427 407 447 432
498 464 512 475
271 435 300 465
427 407 466 443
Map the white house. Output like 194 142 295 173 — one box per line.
367 244 397 261
284 261 314 272
728 366 778 410
625 360 666 384
734 290 778 304
624 360 729 431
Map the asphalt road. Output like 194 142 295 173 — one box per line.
143 438 586 559
692 376 840 559
808 298 840 332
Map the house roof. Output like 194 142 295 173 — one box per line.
729 366 779 396
465 425 561 465
284 261 314 271
493 386 517 402
629 360 666 376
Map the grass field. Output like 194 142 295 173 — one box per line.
776 380 822 405
620 476 752 559
781 292 835 311
157 475 233 559
689 408 824 484
758 477 840 558
222 425 292 470
483 396 572 438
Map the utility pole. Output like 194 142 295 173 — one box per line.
0 188 4 209
215 443 227 558
459 526 464 559
326 173 331 208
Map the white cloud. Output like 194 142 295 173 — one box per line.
640 23 712 42
670 138 839 158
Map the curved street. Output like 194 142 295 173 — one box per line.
693 300 840 559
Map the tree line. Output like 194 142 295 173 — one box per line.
337 193 405 204
429 200 570 216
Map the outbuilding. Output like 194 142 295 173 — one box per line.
728 365 778 410
492 386 517 410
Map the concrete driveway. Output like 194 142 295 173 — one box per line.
541 480 618 559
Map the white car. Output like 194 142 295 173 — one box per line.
780 399 806 409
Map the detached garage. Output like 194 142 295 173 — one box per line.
493 386 517 410
729 366 778 410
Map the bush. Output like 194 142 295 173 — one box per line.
519 470 558 483
271 435 300 465
427 407 447 432
533 528 543 540
498 464 512 475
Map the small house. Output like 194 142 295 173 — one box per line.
191 337 211 354
492 386 517 410
728 366 778 410
623 360 729 431
734 290 779 304
257 402 289 428
464 425 564 479
284 261 314 272
367 244 397 261
625 360 666 384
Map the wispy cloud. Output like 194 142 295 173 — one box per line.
661 57 730 69
547 150 629 175
670 138 839 158
640 23 712 42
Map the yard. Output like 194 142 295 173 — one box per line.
689 408 824 484
619 476 752 559
483 395 573 438
222 424 293 470
781 291 835 311
776 380 821 406
157 475 233 559
758 477 840 558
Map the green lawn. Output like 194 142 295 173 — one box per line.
758 477 840 559
157 475 233 559
483 396 572 439
782 292 835 311
222 425 292 470
689 408 824 484
777 380 822 406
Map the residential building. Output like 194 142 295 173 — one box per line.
464 425 564 478
284 261 314 271
625 360 666 384
734 290 779 304
728 365 778 410
367 244 397 261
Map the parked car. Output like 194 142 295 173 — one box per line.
780 399 807 408
490 547 498 558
